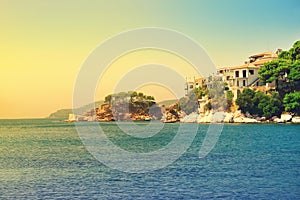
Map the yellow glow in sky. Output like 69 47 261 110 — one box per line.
1 0 299 118
95 49 200 103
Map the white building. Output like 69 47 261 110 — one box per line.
217 51 279 88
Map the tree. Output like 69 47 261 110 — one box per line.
226 90 234 112
259 40 300 96
236 89 283 118
236 88 256 114
104 94 112 104
283 92 300 115
257 92 283 118
193 86 208 99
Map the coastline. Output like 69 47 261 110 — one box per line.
64 111 300 124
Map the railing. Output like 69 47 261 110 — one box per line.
248 77 260 86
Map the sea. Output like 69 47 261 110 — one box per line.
0 119 299 199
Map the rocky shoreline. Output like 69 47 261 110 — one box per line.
179 111 300 124
66 104 300 124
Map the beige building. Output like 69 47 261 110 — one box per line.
218 51 279 88
185 77 205 95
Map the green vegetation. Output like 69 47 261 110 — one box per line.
257 40 300 116
226 90 234 112
235 88 256 115
283 92 300 115
259 40 300 89
103 91 157 119
193 86 209 99
236 88 283 118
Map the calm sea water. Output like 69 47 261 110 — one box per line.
0 119 299 199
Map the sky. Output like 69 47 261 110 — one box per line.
0 0 300 119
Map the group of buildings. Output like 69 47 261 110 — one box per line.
185 49 281 98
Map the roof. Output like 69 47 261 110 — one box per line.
252 58 275 66
249 51 277 58
228 63 258 70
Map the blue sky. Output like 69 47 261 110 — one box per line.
1 0 299 118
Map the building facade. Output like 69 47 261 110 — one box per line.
217 51 279 88
184 77 205 95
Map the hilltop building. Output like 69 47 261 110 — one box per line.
217 51 279 88
184 77 205 95
184 50 280 101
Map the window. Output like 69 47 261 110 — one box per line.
189 85 193 89
237 80 239 86
243 70 247 78
243 80 246 86
235 71 239 78
249 70 254 75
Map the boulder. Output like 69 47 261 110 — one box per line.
274 118 285 123
292 116 300 123
274 114 293 123
233 117 244 123
271 116 278 121
180 112 198 123
211 112 225 123
224 112 234 123
280 114 292 122
233 117 258 123
233 110 244 118
197 112 213 123
243 118 258 123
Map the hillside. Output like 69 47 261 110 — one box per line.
48 100 104 119
157 99 178 106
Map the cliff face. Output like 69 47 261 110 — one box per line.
81 101 162 122
161 103 185 123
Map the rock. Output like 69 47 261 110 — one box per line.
211 112 225 123
233 117 244 123
274 118 285 123
260 117 266 122
274 114 293 123
292 116 300 123
233 110 244 118
245 112 252 118
224 112 234 123
197 112 213 123
233 117 258 123
280 114 292 122
180 112 198 123
243 118 258 123
271 116 278 121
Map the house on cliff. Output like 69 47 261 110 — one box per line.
217 51 279 88
184 77 205 95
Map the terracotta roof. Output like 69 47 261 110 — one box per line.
249 51 277 58
252 58 275 66
228 63 258 70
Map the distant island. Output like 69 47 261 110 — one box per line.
52 41 300 124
